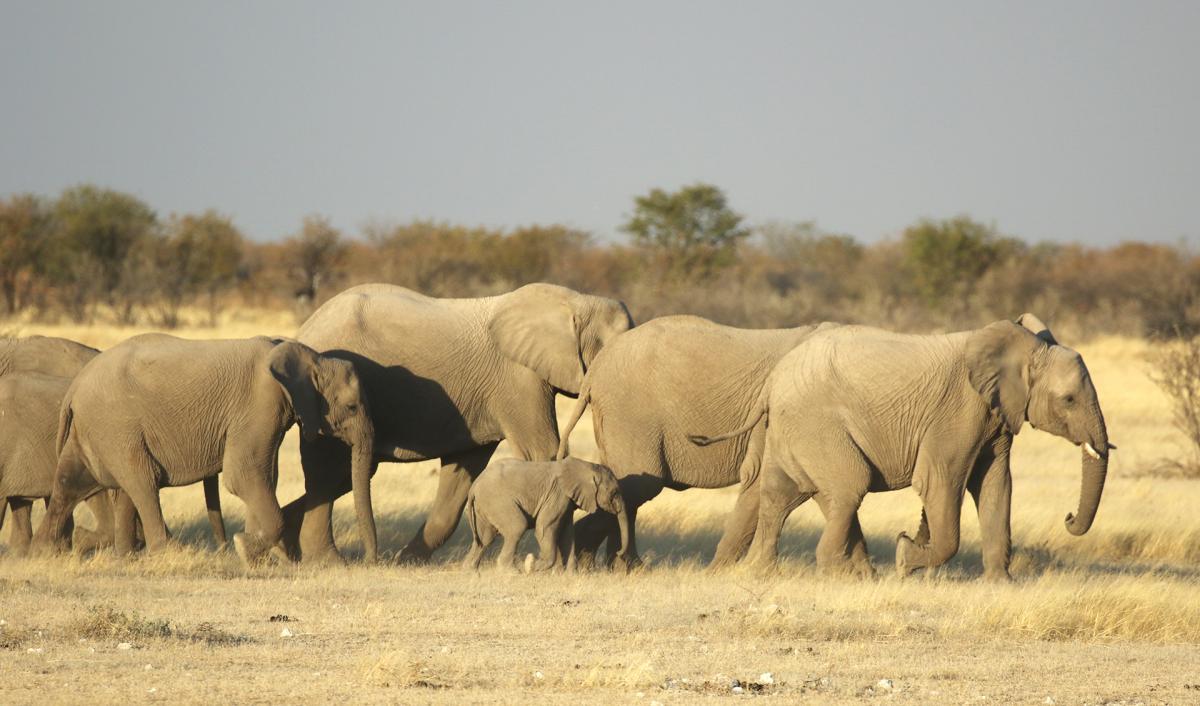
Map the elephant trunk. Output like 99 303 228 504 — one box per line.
350 418 379 563
614 503 631 559
1065 418 1109 536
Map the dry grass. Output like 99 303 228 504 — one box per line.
2 316 1199 703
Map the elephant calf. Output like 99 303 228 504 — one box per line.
463 457 629 572
34 334 379 566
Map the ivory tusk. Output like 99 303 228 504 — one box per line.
1084 442 1102 460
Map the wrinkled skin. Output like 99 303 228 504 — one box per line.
557 316 844 570
691 314 1111 580
32 335 377 567
0 336 224 554
462 457 628 572
280 282 633 564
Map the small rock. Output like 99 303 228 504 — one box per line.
147 688 157 694
440 646 450 654
878 678 894 691
117 642 133 650
279 628 294 638
532 670 544 680
27 647 44 654
635 692 644 699
732 686 745 695
144 664 153 671
651 701 664 706
1043 699 1055 705
0 619 7 626
759 672 775 685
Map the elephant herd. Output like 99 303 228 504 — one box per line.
0 281 1112 580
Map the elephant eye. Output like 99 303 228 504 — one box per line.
1064 394 1075 405
347 403 359 413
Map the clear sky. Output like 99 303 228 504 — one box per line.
2 1 1197 245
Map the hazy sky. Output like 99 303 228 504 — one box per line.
2 1 1197 244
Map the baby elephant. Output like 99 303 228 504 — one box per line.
463 457 629 572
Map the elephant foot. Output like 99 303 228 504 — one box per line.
983 568 1014 583
233 533 287 568
72 527 111 555
611 552 644 574
850 560 878 579
895 532 918 578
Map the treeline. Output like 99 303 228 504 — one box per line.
1 183 1196 339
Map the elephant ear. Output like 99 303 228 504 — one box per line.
559 460 600 513
1016 312 1059 345
488 284 584 392
267 341 323 442
964 321 1042 435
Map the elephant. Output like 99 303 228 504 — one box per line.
689 314 1112 580
0 335 224 554
278 282 633 564
555 315 840 569
33 335 377 566
462 457 628 572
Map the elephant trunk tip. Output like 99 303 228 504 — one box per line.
1064 512 1091 536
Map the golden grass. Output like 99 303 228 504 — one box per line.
2 315 1199 703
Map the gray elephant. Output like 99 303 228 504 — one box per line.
34 335 377 566
556 315 841 569
0 335 224 554
279 282 633 564
462 457 628 572
690 314 1112 580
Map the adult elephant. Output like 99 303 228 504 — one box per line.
35 335 375 566
690 314 1112 580
280 283 634 563
0 335 224 554
556 315 841 569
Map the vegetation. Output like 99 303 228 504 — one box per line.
2 183 1199 341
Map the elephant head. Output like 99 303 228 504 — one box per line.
488 283 634 395
558 459 629 559
965 313 1112 536
268 340 379 561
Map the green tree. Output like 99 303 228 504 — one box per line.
0 193 52 315
286 215 347 304
901 216 1018 311
621 183 750 280
48 185 159 321
156 211 245 326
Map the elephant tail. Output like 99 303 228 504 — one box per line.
464 492 482 548
556 377 591 461
688 402 767 447
55 395 75 456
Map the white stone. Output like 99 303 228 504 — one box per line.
117 642 133 650
532 671 544 680
759 672 775 685
878 679 894 690
144 664 153 671
732 686 744 694
27 647 44 654
280 628 294 638
1043 699 1055 705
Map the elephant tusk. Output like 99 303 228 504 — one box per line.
1083 442 1102 460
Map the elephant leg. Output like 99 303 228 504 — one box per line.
605 476 662 571
203 475 228 549
813 492 866 575
72 492 116 554
8 498 34 556
711 418 767 569
281 435 350 563
896 476 965 577
113 490 139 556
120 477 170 553
746 460 812 570
846 513 875 577
710 480 760 569
462 517 496 570
401 442 499 564
531 515 563 572
230 476 285 567
572 511 611 571
968 435 1013 581
557 511 576 573
34 447 100 554
495 530 523 571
